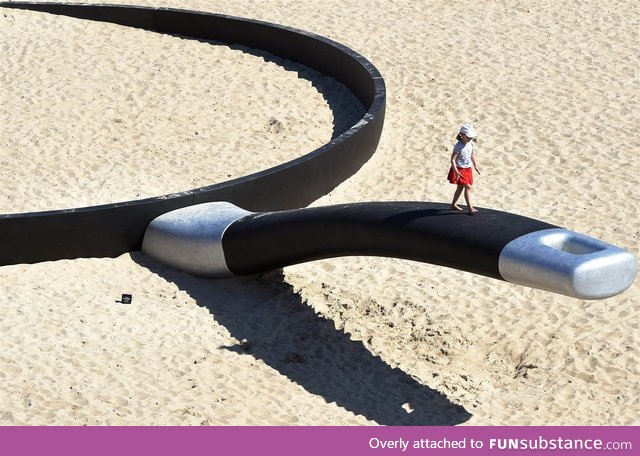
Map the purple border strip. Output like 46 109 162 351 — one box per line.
1 426 637 456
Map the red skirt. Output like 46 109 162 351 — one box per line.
447 167 473 185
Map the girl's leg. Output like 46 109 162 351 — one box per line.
464 185 478 213
451 185 464 210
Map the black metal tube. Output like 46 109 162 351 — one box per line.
222 202 557 280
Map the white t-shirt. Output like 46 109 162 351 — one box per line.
453 140 474 168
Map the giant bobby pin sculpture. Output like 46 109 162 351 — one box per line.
0 2 636 300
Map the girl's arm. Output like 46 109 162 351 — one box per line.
450 152 461 176
471 150 480 174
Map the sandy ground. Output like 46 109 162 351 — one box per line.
0 0 638 425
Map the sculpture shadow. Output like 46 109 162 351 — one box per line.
231 44 366 139
132 252 472 425
181 36 365 139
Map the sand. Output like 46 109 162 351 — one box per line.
0 0 638 425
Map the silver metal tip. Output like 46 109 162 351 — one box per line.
142 202 251 277
498 229 637 300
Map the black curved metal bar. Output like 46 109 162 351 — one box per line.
3 3 636 300
0 2 386 265
220 202 556 279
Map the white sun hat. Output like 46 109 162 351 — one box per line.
459 123 477 138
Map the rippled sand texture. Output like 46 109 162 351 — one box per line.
1 0 638 425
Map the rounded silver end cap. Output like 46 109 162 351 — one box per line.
498 228 637 300
141 202 252 277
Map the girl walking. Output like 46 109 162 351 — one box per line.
447 123 480 213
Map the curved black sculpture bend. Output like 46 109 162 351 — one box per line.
0 2 386 265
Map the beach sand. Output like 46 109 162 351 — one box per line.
0 0 638 425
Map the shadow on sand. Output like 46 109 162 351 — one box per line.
228 43 366 139
132 253 471 425
177 36 366 139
